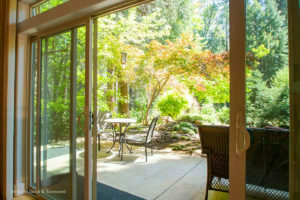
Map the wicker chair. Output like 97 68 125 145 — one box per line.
198 125 229 200
199 125 289 200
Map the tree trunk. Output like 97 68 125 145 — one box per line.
107 66 114 111
118 80 129 116
143 104 151 125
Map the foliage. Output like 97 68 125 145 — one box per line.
177 114 204 124
198 103 219 125
193 0 229 53
218 106 230 125
170 144 185 151
246 0 288 81
173 122 198 135
36 0 289 143
157 92 189 119
247 67 289 128
136 33 229 124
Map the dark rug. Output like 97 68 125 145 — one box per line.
40 173 145 200
96 181 145 200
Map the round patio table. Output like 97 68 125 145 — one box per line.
104 118 136 160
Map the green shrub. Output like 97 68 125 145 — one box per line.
157 92 188 119
173 122 197 135
181 135 191 141
218 106 230 125
198 103 219 124
177 114 203 123
246 68 289 128
169 144 185 151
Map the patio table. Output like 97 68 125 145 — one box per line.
104 118 136 160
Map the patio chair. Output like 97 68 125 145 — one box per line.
97 111 113 151
199 125 289 200
125 116 160 162
198 125 229 200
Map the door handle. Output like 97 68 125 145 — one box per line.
236 111 250 156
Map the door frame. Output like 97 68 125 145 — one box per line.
26 16 94 200
229 0 247 199
17 0 299 199
288 0 300 199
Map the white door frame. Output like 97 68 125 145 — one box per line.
229 0 247 199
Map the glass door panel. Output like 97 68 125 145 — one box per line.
36 25 88 200
245 0 289 199
40 30 72 199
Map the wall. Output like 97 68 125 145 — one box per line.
13 1 29 197
0 0 17 199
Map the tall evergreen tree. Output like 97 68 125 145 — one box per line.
192 0 229 53
246 0 288 81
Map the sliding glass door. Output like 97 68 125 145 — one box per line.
29 21 95 200
39 30 73 200
245 0 289 199
229 0 299 199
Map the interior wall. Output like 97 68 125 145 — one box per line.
0 0 17 199
0 0 6 197
13 2 29 197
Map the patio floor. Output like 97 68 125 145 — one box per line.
96 149 228 200
42 143 229 200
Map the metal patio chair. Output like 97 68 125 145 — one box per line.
97 111 113 151
125 116 160 162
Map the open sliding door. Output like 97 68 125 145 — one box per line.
29 18 96 200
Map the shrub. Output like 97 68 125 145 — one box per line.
246 68 289 128
177 114 203 123
173 122 197 135
157 92 188 119
198 103 219 124
218 106 230 125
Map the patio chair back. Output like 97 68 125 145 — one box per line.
98 111 111 130
199 125 289 200
199 125 229 179
146 116 160 143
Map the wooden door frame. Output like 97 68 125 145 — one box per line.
288 0 300 199
229 0 247 199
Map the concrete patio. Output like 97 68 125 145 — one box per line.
96 149 229 200
41 143 229 200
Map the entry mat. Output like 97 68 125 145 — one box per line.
39 173 145 200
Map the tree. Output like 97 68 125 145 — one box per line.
246 0 288 81
246 67 289 128
192 0 229 53
96 7 171 114
136 34 230 124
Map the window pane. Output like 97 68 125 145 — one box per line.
245 0 289 199
40 31 72 199
31 0 69 17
